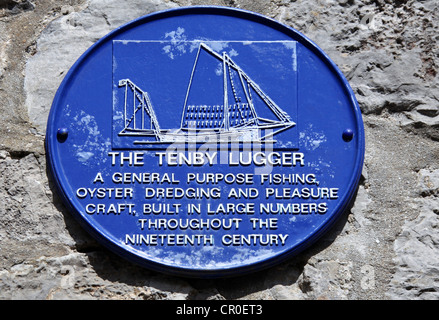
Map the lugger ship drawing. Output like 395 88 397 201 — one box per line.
118 43 295 144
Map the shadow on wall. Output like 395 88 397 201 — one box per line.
0 0 34 14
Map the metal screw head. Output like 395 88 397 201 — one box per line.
57 128 68 142
342 129 354 142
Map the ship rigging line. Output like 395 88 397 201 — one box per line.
119 79 161 140
198 42 292 124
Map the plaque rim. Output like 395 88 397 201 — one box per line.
46 5 365 278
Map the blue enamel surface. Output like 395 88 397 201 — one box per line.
46 6 365 277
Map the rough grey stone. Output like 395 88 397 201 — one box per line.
387 170 439 299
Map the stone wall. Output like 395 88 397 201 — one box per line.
0 0 438 299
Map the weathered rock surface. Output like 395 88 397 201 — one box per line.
0 0 437 300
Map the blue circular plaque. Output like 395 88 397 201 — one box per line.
46 6 365 277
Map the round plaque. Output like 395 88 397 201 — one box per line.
46 6 365 277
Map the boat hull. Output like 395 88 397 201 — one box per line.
127 122 294 144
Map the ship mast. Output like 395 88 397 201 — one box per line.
223 52 230 132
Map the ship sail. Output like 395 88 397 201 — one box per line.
118 79 161 140
179 43 295 141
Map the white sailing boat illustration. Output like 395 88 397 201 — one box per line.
117 43 295 144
